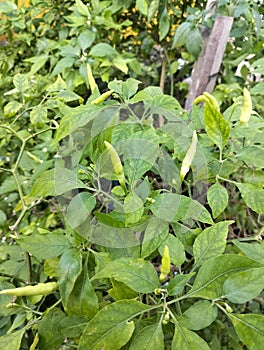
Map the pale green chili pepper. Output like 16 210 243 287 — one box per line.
240 87 252 127
104 141 126 190
91 90 114 105
159 245 171 281
0 282 58 296
87 63 98 93
180 130 198 181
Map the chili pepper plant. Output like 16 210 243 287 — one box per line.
1 73 264 349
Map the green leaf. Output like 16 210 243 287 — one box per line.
13 73 29 92
228 313 264 350
207 183 229 218
179 300 218 331
66 266 99 318
167 273 195 296
54 168 87 195
78 300 150 350
141 217 169 258
0 210 7 226
92 258 159 293
75 0 90 16
46 74 67 91
172 324 210 350
129 86 163 103
251 82 264 95
111 185 126 197
0 281 18 316
108 78 141 100
148 0 159 21
156 148 181 190
4 101 23 118
223 267 264 303
114 56 129 74
54 104 119 144
159 234 185 267
173 22 192 47
38 308 66 350
57 90 82 102
31 168 87 198
0 329 25 350
58 248 83 309
149 193 213 225
16 232 71 259
204 101 230 150
30 106 49 127
124 192 144 225
121 137 159 184
66 192 96 229
244 169 264 187
193 221 233 268
0 1 17 12
25 54 49 74
109 279 138 300
235 146 264 168
29 169 56 197
78 29 95 51
90 43 118 58
251 57 264 75
151 94 182 113
188 254 261 300
136 0 148 16
51 57 75 76
59 316 86 339
186 27 202 59
236 183 264 214
233 241 264 264
129 323 164 350
159 6 170 41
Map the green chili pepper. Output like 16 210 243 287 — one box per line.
87 63 98 93
180 130 198 181
30 333 39 350
240 87 252 127
91 90 114 105
104 141 126 190
159 245 171 281
0 282 58 296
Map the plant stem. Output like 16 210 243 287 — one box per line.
25 252 33 284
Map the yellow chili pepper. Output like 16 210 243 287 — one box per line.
159 245 171 281
240 87 252 127
86 63 98 93
180 130 198 181
0 282 58 296
104 141 126 190
30 333 39 350
91 90 114 105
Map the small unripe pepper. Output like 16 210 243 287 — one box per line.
0 282 58 296
159 245 171 281
240 87 252 127
180 130 198 181
91 90 114 105
104 141 126 190
86 63 98 93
